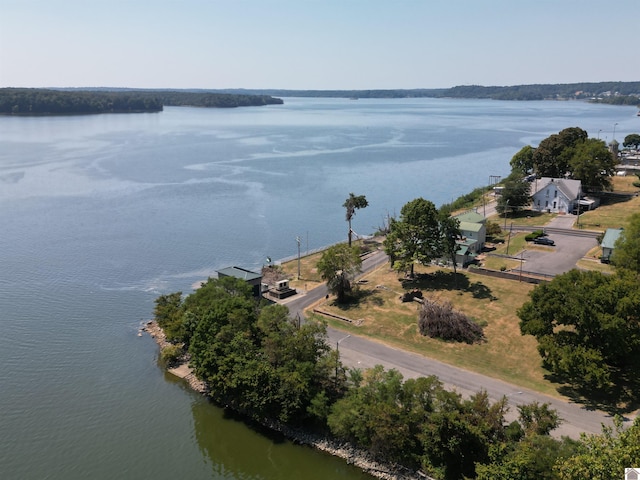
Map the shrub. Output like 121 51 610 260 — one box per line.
160 344 183 365
418 298 484 343
525 230 545 242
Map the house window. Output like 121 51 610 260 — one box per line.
554 190 557 198
545 200 548 207
553 201 556 208
537 200 540 206
546 189 549 197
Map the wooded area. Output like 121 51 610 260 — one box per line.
218 81 640 102
0 88 283 115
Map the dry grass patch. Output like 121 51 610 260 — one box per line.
577 192 640 231
311 263 559 396
611 174 640 193
575 176 640 231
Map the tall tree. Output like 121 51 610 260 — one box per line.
567 138 616 192
518 269 640 392
555 416 640 480
532 127 588 177
316 243 362 303
509 145 536 174
383 197 441 277
439 213 462 278
343 193 368 247
623 133 640 149
496 173 531 215
612 212 640 275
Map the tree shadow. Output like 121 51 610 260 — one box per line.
400 271 498 301
330 288 382 311
548 372 640 417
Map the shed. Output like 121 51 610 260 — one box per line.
600 228 623 263
217 266 263 296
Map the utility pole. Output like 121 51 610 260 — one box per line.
296 236 301 279
335 334 350 388
504 199 510 229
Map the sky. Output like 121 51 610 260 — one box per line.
0 0 638 90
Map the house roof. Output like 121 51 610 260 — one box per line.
459 221 484 233
217 266 262 281
601 228 623 250
531 177 581 201
454 210 485 224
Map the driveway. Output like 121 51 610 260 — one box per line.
518 233 598 276
503 214 600 277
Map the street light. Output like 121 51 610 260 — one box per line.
613 123 618 142
597 129 602 140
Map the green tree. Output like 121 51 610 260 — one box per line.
476 435 580 480
532 127 588 178
518 402 561 436
185 276 337 424
383 197 441 277
518 269 640 392
419 390 508 479
439 213 462 277
623 133 640 149
567 138 616 192
316 243 362 303
612 212 640 274
496 173 531 215
153 291 185 343
555 416 640 480
327 366 417 464
510 145 536 174
343 193 368 247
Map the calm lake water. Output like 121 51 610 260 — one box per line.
0 97 636 479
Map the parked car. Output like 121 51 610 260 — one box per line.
533 237 555 246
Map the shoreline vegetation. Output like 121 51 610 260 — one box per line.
2 80 638 116
143 319 417 480
0 88 283 115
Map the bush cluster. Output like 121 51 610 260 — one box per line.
418 298 484 344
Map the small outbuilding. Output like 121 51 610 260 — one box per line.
600 228 624 263
217 266 263 297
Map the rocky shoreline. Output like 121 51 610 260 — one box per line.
143 320 430 480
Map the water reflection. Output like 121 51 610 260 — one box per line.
190 391 373 480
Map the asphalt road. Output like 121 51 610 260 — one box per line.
281 245 629 440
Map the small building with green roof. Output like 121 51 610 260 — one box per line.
217 266 263 296
600 228 623 263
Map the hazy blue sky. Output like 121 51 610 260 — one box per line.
1 0 637 90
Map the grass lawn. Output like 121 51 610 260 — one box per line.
278 174 640 399
307 263 561 397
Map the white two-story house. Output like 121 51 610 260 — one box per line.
530 177 581 214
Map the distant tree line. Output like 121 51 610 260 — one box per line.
0 88 283 115
216 81 640 102
444 82 640 102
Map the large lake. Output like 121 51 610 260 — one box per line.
0 97 636 479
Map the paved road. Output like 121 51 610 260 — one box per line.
280 245 631 439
